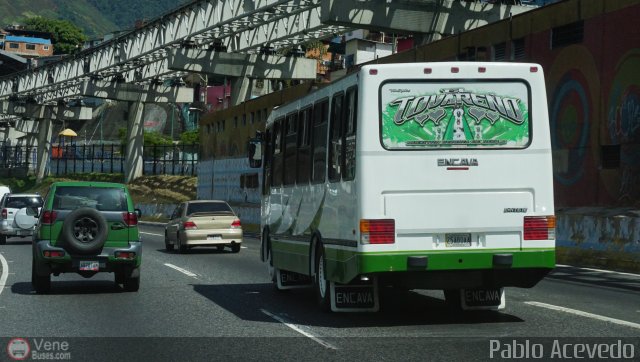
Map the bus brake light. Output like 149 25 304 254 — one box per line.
360 219 395 244
523 216 555 240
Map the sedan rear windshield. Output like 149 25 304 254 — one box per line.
53 187 128 211
186 202 233 216
5 196 43 209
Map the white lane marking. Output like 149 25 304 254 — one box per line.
260 309 338 350
555 264 640 277
0 253 8 297
241 246 248 249
526 301 640 330
164 263 198 278
140 232 164 237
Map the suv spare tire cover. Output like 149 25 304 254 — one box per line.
61 207 109 255
15 208 38 229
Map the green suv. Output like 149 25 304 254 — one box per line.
32 181 142 293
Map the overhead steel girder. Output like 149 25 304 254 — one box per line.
8 102 46 119
7 102 92 120
168 49 317 79
81 80 194 103
0 0 341 101
46 106 93 121
321 0 440 34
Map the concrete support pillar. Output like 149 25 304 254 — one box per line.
125 101 145 183
230 77 252 107
36 118 52 183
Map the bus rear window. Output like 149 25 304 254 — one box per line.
380 80 531 150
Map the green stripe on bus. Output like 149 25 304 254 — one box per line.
357 249 555 273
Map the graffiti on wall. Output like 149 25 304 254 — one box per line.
606 51 640 204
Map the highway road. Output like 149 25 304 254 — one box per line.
0 223 638 361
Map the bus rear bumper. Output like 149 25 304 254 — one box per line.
357 249 555 289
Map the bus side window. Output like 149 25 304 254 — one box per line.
297 106 312 184
311 99 329 184
272 118 284 187
283 112 298 186
262 129 273 195
343 87 358 181
329 92 344 183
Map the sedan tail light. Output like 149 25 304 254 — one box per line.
231 219 241 229
183 221 197 230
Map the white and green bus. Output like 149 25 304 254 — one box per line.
249 62 555 312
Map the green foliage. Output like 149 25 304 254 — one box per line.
0 176 37 193
85 0 189 31
179 129 199 145
23 16 87 55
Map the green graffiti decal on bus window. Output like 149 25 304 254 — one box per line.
381 82 530 149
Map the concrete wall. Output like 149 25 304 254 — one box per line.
557 208 640 271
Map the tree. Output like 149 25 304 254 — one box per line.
179 129 199 145
23 17 87 55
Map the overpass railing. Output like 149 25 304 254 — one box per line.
0 144 199 177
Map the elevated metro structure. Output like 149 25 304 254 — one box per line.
0 0 532 182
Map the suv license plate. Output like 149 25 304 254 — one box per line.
445 233 472 247
79 261 100 271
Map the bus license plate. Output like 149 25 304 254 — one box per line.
445 233 471 247
79 261 100 271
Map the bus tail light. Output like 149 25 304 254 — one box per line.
360 219 395 244
524 216 555 240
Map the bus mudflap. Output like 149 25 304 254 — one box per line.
276 269 312 289
330 277 380 313
460 288 505 311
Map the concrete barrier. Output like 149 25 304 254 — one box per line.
556 208 640 273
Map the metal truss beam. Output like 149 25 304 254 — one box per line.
0 0 351 105
168 49 317 79
81 80 194 103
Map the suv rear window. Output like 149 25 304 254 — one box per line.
5 196 43 209
380 80 531 150
186 202 232 216
53 187 127 211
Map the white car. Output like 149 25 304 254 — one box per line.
0 193 43 244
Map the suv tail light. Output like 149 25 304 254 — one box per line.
524 216 556 240
122 212 138 226
183 221 197 230
41 210 57 224
115 251 136 260
0 208 6 219
43 250 65 258
360 219 395 244
231 219 241 229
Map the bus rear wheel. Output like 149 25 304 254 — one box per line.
314 245 331 311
